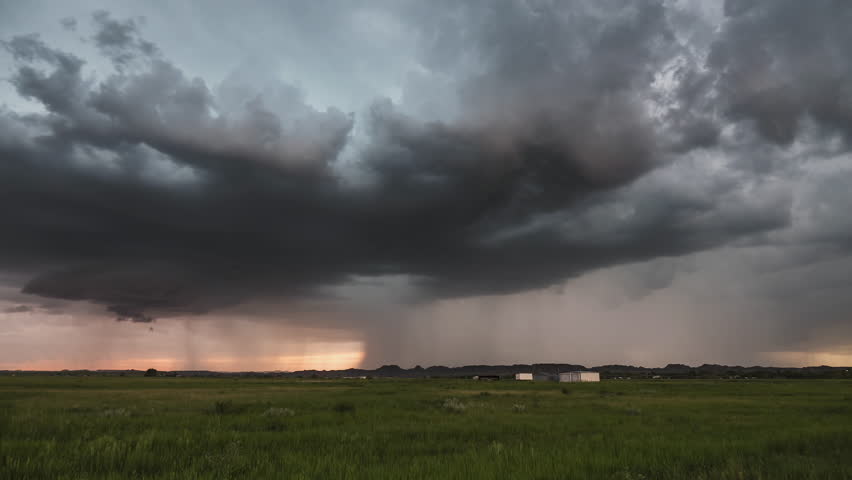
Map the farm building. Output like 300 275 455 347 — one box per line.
534 373 558 381
515 373 533 381
559 371 600 383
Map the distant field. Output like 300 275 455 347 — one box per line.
1 377 850 479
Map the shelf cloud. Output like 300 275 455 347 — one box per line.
2 1 852 367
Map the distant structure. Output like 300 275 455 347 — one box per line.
473 375 501 381
534 373 558 381
514 373 533 381
559 371 600 383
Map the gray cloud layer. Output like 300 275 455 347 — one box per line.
0 1 850 331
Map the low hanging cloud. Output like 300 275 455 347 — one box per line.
2 304 34 314
0 1 850 327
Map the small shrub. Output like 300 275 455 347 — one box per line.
211 400 244 415
101 408 130 417
512 403 527 413
333 402 356 414
265 421 287 432
561 387 571 395
262 407 295 417
144 368 158 377
616 470 647 480
442 397 467 413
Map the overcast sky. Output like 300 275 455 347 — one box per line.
2 0 852 370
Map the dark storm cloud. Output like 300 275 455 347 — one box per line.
707 0 852 145
0 1 846 323
91 11 159 67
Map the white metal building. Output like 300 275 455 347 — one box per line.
559 371 600 383
515 373 533 381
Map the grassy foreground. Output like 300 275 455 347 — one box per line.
1 377 850 479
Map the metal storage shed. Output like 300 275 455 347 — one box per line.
558 371 600 382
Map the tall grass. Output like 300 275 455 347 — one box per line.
0 377 850 479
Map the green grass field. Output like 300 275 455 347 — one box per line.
1 377 851 479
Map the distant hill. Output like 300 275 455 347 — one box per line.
2 363 849 379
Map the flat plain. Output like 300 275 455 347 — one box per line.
1 376 851 479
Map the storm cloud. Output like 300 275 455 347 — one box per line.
0 0 850 363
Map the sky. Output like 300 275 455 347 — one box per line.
2 0 852 371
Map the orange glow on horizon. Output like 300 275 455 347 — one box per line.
762 350 852 367
5 342 366 372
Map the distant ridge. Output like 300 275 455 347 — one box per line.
1 363 849 379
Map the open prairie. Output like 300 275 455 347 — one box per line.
1 377 851 479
